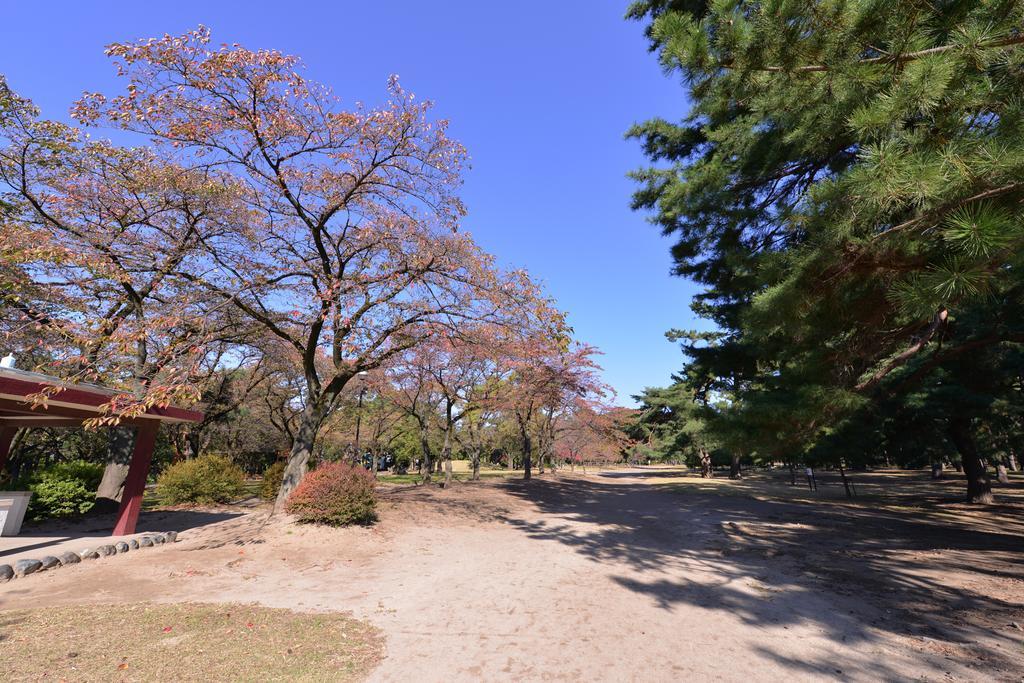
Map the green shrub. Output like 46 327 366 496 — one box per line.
18 460 104 520
156 454 245 505
260 460 287 500
285 461 376 526
27 476 95 520
42 460 105 491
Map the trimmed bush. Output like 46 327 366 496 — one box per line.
285 461 376 526
28 476 95 520
20 460 104 520
260 460 287 500
156 454 245 505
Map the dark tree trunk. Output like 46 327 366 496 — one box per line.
1008 452 1019 472
729 453 742 480
519 422 532 481
441 429 453 488
94 426 137 513
931 461 943 479
699 449 713 479
419 421 433 484
946 416 994 504
788 461 796 486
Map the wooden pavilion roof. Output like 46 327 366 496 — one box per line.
0 367 202 427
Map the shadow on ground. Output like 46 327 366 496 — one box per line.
1 509 245 559
499 471 1024 680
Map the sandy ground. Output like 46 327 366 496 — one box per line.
1 468 1022 682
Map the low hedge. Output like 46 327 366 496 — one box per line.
21 460 104 520
156 454 245 505
285 461 376 526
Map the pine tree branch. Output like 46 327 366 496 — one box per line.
893 330 1024 394
723 34 1024 74
855 307 948 392
872 181 1024 242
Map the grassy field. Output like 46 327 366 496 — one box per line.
377 468 518 485
0 603 383 682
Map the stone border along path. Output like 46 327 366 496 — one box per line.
0 531 178 582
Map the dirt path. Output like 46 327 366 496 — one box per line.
2 469 1022 681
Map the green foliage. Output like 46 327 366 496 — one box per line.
285 461 377 526
27 478 95 520
156 454 246 505
41 460 105 491
628 0 1024 490
20 460 104 520
393 452 412 472
260 460 287 500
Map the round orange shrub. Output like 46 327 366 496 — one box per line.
284 461 377 526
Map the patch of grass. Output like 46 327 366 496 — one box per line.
377 469 519 485
0 602 383 682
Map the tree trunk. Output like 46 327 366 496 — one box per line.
274 406 324 512
699 449 713 479
931 461 943 479
370 445 379 479
788 461 796 486
996 462 1009 485
94 426 138 513
729 452 742 480
519 422 532 481
419 421 433 484
946 416 993 504
470 447 481 481
441 401 454 488
1008 452 1019 472
441 430 453 489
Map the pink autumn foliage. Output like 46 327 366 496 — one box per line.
285 461 377 526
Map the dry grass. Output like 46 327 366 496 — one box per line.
0 602 383 682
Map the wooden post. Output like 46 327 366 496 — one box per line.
0 426 17 473
112 422 159 536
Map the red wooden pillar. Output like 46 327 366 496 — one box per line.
112 423 159 536
0 426 17 474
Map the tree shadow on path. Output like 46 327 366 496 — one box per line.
499 472 1024 680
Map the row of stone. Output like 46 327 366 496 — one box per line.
0 531 178 582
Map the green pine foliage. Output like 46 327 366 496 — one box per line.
628 0 1024 501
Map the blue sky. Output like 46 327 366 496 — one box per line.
1 0 701 405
